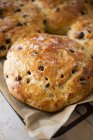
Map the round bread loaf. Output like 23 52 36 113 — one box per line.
68 15 93 58
0 0 93 58
1 0 93 112
0 0 44 57
32 0 84 35
4 33 93 112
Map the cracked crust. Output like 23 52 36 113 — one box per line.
4 33 93 112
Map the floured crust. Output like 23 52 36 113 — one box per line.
4 34 93 112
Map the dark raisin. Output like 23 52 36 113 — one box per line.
0 9 3 18
45 77 48 80
0 15 4 19
0 9 3 14
56 7 60 12
80 77 84 81
16 76 22 82
43 19 47 24
82 47 84 50
32 0 35 2
16 22 23 27
72 67 77 74
0 45 6 50
78 32 84 39
45 83 50 88
84 0 88 3
20 4 24 7
91 55 93 59
38 65 44 71
80 77 86 85
27 70 31 75
23 22 27 26
27 78 30 84
2 30 5 33
3 2 7 5
90 1 93 4
61 74 64 78
18 46 22 50
80 11 85 15
6 38 11 44
87 29 91 33
68 27 71 30
15 9 21 13
23 15 28 18
37 30 41 33
69 49 75 53
6 75 8 78
34 51 38 54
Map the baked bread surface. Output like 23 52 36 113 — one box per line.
4 33 93 112
68 15 93 58
0 0 44 57
32 0 84 34
0 0 93 57
2 0 93 112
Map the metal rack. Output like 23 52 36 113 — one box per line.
52 103 93 138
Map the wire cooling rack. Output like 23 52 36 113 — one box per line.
1 92 93 139
52 102 93 138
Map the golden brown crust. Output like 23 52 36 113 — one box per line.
0 0 44 57
68 15 93 58
82 0 93 15
33 0 84 35
4 34 93 112
1 0 93 112
0 0 93 57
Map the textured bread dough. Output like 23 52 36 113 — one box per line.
82 0 93 15
32 0 84 35
68 15 93 58
0 0 93 57
4 33 93 112
1 0 93 112
0 0 44 57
